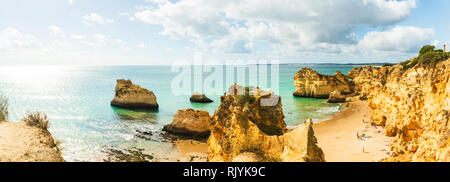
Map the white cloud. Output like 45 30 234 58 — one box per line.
82 34 108 47
83 13 114 25
71 34 86 40
135 0 420 54
48 25 65 38
0 27 40 51
359 26 434 52
47 25 72 48
137 42 151 48
69 0 74 5
120 12 135 21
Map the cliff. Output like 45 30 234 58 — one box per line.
111 79 159 109
293 68 352 98
364 59 449 162
207 86 325 162
0 121 64 162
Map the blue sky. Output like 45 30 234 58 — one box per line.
0 0 448 65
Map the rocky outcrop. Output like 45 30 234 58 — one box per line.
364 59 450 162
347 66 390 97
163 109 211 138
190 92 213 103
293 68 352 98
207 85 325 162
111 79 158 109
327 90 345 103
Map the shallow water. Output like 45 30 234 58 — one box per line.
0 64 355 161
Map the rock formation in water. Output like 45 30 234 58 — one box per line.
190 92 213 103
327 90 346 103
207 85 325 162
362 59 449 162
163 109 211 138
111 79 159 109
293 68 352 98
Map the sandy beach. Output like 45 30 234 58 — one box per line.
0 121 64 162
314 100 391 162
161 139 208 162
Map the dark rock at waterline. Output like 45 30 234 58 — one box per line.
111 79 159 109
189 92 213 103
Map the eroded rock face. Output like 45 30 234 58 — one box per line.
328 90 346 103
207 86 325 162
347 66 390 97
111 79 158 109
190 92 213 103
163 109 211 138
366 59 450 162
293 68 352 98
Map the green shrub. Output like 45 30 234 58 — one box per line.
417 51 450 67
402 45 450 70
22 111 50 130
419 45 435 55
0 93 8 121
382 63 393 67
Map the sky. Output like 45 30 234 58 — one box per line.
0 0 449 65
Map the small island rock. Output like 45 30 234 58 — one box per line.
111 79 158 109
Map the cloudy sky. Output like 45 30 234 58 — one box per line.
0 0 449 65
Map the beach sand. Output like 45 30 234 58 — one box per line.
313 100 391 162
160 139 208 162
0 121 64 162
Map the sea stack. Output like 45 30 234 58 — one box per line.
207 85 325 162
111 79 159 109
163 109 211 138
293 68 352 98
189 92 213 103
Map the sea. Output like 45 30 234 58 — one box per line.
0 64 356 161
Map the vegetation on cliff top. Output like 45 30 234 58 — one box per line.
22 111 50 130
401 45 450 70
0 93 8 121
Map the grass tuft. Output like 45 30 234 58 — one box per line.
22 111 50 130
0 93 8 121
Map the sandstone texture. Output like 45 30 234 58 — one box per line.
327 90 346 103
293 68 352 98
163 109 211 138
0 121 64 162
111 79 159 109
207 86 325 162
363 59 449 162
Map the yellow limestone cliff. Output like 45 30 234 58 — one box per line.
351 59 449 162
207 86 325 162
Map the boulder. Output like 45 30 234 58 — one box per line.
189 92 213 103
163 109 211 138
111 79 158 109
327 90 346 103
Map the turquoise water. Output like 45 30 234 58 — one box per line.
0 64 355 161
